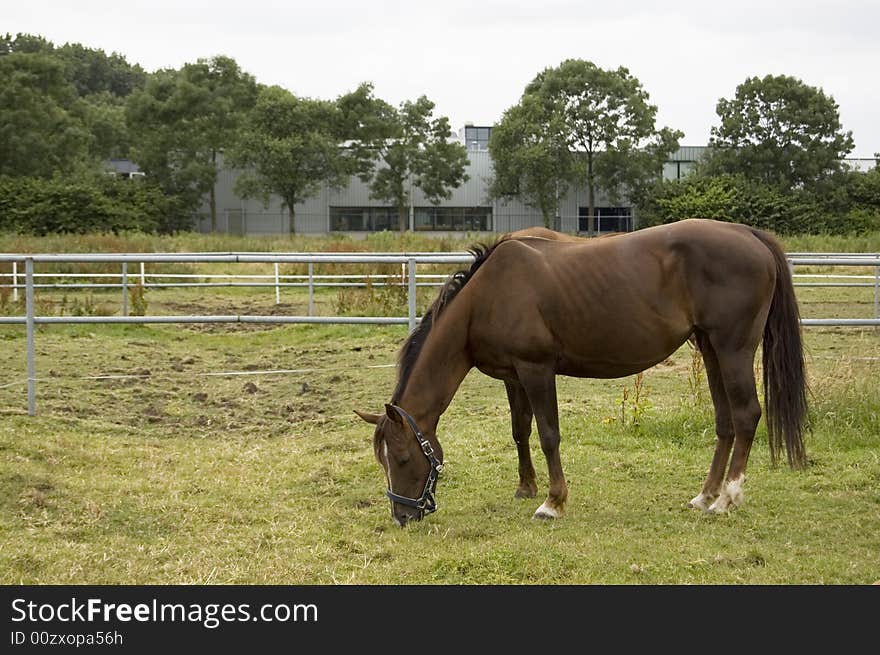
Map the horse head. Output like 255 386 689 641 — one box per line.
356 404 444 527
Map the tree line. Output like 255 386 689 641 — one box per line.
0 33 468 234
1 33 877 235
489 60 879 234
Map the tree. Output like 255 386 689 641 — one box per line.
2 33 146 99
230 86 353 234
0 33 144 172
334 82 397 182
55 41 146 99
361 95 469 231
126 56 257 229
707 74 854 190
0 52 92 177
76 92 130 161
521 59 681 233
489 94 571 227
0 32 53 55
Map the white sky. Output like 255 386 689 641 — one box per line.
5 0 879 156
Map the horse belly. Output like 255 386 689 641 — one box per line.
556 339 686 379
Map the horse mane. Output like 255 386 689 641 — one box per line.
391 241 500 404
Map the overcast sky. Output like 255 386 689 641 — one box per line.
6 0 879 156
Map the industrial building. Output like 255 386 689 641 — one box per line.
195 129 707 237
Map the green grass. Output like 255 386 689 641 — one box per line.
1 228 878 257
0 319 877 584
0 231 878 584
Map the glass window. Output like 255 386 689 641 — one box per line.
464 126 491 150
414 208 433 231
413 207 492 231
330 207 401 231
578 207 632 233
333 206 492 231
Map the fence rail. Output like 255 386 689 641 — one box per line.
0 251 878 416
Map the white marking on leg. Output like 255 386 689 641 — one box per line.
688 492 714 511
725 474 745 506
707 495 730 513
533 500 560 519
707 475 745 513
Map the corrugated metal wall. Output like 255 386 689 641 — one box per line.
200 147 702 235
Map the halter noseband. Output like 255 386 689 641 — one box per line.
384 405 443 516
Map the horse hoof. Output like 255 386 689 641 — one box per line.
515 486 538 499
532 501 561 520
687 493 713 512
707 476 744 514
707 497 731 514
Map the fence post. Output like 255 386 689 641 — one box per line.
408 257 417 333
25 258 35 416
12 261 18 303
874 264 878 323
140 262 146 287
308 262 314 317
274 263 281 305
121 262 129 317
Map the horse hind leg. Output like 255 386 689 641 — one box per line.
504 380 538 499
706 346 762 513
688 332 735 511
515 363 568 519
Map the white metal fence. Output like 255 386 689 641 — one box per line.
0 251 878 416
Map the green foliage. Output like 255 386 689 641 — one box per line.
489 95 571 227
638 167 880 235
618 372 651 429
231 86 349 233
126 56 258 229
707 74 854 190
0 52 93 177
0 176 172 234
360 94 470 231
0 33 146 177
129 281 148 316
53 41 146 99
332 277 413 317
1 32 146 99
519 59 682 230
76 93 131 161
335 82 399 181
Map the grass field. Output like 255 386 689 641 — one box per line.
0 231 878 584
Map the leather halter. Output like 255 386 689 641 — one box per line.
384 405 443 516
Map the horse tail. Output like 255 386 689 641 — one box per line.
750 228 808 469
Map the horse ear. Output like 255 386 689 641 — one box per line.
384 404 403 424
354 409 381 425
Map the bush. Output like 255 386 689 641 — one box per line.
0 175 188 234
637 171 880 235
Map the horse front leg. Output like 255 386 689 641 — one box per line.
516 364 567 519
504 380 538 499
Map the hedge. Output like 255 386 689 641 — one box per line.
0 176 189 234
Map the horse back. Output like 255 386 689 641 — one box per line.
462 220 776 378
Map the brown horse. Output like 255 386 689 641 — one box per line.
356 219 807 526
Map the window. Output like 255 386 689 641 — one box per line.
578 207 632 233
330 207 402 231
414 206 492 231
331 206 492 231
464 126 492 150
